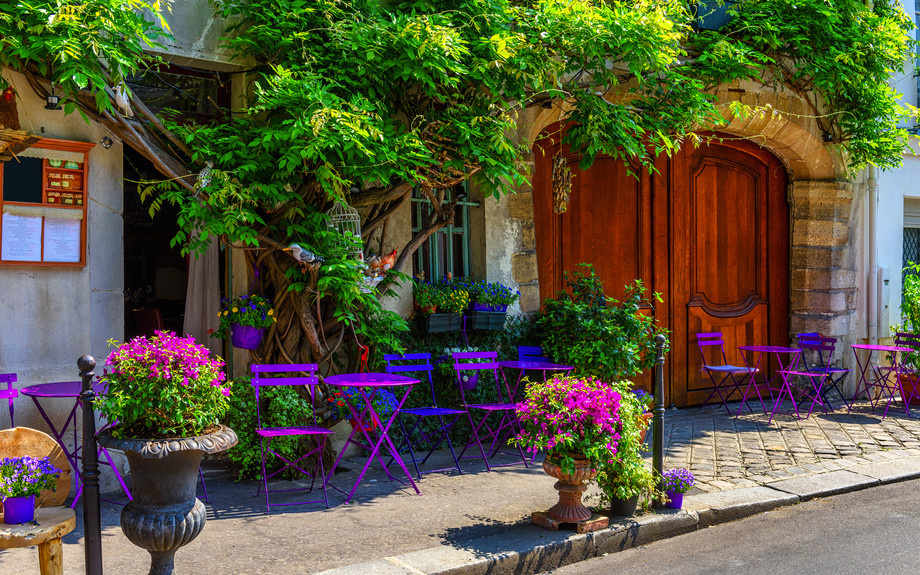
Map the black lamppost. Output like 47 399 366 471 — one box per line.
652 335 667 505
79 355 103 575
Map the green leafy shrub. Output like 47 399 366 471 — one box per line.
536 264 668 381
223 376 317 480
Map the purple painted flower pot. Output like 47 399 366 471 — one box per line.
470 303 509 313
665 491 683 509
457 373 478 391
230 324 265 350
3 495 35 524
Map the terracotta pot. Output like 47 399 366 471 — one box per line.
639 412 653 444
541 455 598 523
413 302 437 315
98 426 238 575
230 324 265 350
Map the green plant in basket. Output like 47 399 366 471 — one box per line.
513 374 623 475
98 330 232 439
212 294 276 339
413 279 439 313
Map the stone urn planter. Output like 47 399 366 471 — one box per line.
98 425 238 575
532 455 608 533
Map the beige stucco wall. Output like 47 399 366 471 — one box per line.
0 69 126 492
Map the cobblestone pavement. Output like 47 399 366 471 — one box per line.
662 399 920 493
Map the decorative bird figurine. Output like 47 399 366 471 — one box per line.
378 249 397 272
283 244 323 271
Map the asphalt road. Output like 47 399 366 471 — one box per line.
542 479 920 575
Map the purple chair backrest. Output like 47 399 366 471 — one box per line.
452 351 502 404
895 332 920 352
0 373 16 428
250 364 319 429
696 332 731 368
517 346 549 363
384 353 438 407
796 333 836 372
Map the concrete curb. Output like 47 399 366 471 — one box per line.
312 457 920 575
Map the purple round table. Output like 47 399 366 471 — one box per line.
19 381 131 507
497 361 573 403
850 344 915 418
324 373 420 503
736 346 802 423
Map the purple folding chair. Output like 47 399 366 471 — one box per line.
0 373 16 429
783 335 849 418
697 332 760 414
251 363 333 513
517 346 550 363
452 351 529 472
385 353 466 479
795 333 850 409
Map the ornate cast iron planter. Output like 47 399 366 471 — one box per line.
532 454 608 533
98 425 238 575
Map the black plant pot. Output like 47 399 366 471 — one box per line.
98 426 238 575
416 312 463 333
608 495 639 517
464 310 507 331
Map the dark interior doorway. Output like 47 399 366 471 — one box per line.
123 147 188 339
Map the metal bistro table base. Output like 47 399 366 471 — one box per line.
19 382 132 507
324 373 421 504
850 344 915 418
736 346 802 424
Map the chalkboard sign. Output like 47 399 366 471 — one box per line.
2 157 43 203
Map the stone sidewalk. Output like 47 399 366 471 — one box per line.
665 399 920 495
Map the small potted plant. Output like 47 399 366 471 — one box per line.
96 331 238 575
412 279 439 315
662 468 695 509
0 456 61 524
632 389 654 443
464 279 520 330
416 280 468 333
595 381 659 516
515 374 622 531
212 294 276 350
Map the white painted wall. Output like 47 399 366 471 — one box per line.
0 70 126 492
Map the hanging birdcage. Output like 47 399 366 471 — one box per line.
326 201 363 259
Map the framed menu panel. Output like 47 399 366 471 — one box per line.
0 138 94 267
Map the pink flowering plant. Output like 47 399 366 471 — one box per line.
513 375 622 475
98 330 232 439
0 456 61 499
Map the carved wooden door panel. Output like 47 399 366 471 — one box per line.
669 141 789 406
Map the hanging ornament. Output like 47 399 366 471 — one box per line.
326 201 363 260
552 153 572 214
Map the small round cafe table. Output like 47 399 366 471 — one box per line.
736 345 802 423
850 344 915 418
324 372 420 504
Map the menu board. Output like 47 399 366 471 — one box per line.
43 218 81 263
1 213 42 261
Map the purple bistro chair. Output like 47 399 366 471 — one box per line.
697 332 760 414
783 335 849 418
251 363 334 513
885 332 920 405
384 353 466 479
452 351 529 472
795 333 851 409
517 346 550 363
0 373 16 429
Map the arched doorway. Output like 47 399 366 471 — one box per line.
533 127 790 406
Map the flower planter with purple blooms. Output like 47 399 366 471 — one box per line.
0 456 61 524
662 468 695 509
211 294 276 348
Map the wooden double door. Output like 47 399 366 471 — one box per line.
533 129 790 406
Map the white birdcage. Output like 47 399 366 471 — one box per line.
326 201 363 259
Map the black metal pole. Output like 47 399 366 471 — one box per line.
652 335 667 504
79 354 103 575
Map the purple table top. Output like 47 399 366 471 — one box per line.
852 344 914 353
738 346 801 354
325 373 419 387
498 361 574 371
20 381 106 398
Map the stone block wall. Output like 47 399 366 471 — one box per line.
789 181 861 374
